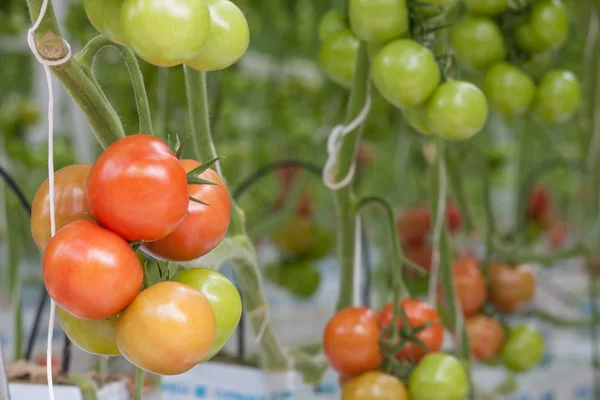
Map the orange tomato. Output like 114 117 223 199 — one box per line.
466 314 505 361
342 371 409 400
453 257 486 316
490 263 535 312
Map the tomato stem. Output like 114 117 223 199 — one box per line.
445 147 476 234
133 368 144 400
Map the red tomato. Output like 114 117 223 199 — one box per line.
397 207 431 246
466 314 505 361
357 143 374 171
86 134 189 242
30 164 92 251
277 165 302 187
143 160 231 261
404 245 432 277
446 202 461 233
274 191 313 218
490 263 535 312
43 220 143 320
526 184 550 220
548 222 569 249
453 257 486 317
380 299 444 362
323 307 382 377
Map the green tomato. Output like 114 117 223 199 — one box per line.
17 101 41 126
367 41 385 61
403 106 433 135
56 306 119 356
318 10 347 42
121 0 211 67
349 0 408 43
266 261 321 299
501 325 545 372
303 225 334 261
426 80 488 141
514 22 545 53
450 17 506 71
529 0 568 51
532 69 581 125
371 39 440 109
186 0 249 72
409 353 469 400
319 29 359 89
483 62 535 118
172 268 242 361
84 0 126 44
464 0 508 16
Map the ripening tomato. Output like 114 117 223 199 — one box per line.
323 307 381 376
403 107 433 135
464 0 508 16
86 134 189 242
380 299 444 362
342 371 409 400
43 220 143 320
466 315 504 361
173 268 241 361
408 353 469 400
371 39 441 109
272 216 315 256
185 0 249 71
397 206 431 246
529 0 568 51
450 17 506 71
426 80 489 141
84 0 126 44
116 281 217 375
532 70 582 125
452 257 486 316
121 0 211 67
349 0 409 43
56 306 120 356
526 183 550 220
405 245 433 277
318 10 347 42
483 62 536 118
501 325 545 372
319 29 359 89
143 160 231 261
489 263 535 312
30 164 92 251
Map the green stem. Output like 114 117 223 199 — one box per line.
445 147 475 234
133 368 144 400
514 119 534 232
587 262 600 400
492 239 583 265
7 203 22 360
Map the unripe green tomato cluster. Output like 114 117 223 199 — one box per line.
83 0 249 70
450 17 506 72
483 62 535 118
514 0 568 54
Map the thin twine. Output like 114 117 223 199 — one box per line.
26 1 72 398
352 216 363 307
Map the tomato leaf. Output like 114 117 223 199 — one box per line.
175 135 191 159
187 176 220 186
186 156 224 178
189 196 210 206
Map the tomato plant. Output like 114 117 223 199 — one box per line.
116 281 217 375
342 371 409 400
43 220 143 320
452 257 486 317
450 17 506 71
349 0 409 43
532 69 582 125
466 314 505 361
483 62 536 118
489 263 536 312
86 134 189 242
319 29 359 89
408 353 469 400
323 307 381 376
56 306 120 356
501 325 545 372
464 0 508 16
83 0 126 44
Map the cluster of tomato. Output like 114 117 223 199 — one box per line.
83 0 249 70
30 134 241 376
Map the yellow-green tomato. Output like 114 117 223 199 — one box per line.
408 353 469 400
483 62 535 118
464 0 508 16
173 268 242 361
318 10 347 42
121 0 211 67
319 29 359 89
349 0 408 43
529 0 568 51
514 22 544 53
84 0 127 44
186 0 249 72
450 17 506 71
501 325 545 372
426 81 489 141
56 306 120 356
371 39 440 109
403 106 433 135
367 41 385 61
532 70 581 125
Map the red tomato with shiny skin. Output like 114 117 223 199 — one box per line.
453 257 486 317
380 299 443 362
397 207 431 246
405 245 432 277
490 263 535 312
466 314 505 361
86 134 189 242
323 307 382 377
526 184 550 220
143 160 230 261
43 220 143 320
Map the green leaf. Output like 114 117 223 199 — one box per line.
175 135 191 159
187 176 220 186
189 196 210 206
186 156 224 178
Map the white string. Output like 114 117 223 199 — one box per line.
253 305 269 346
322 87 372 190
352 216 363 307
27 2 72 398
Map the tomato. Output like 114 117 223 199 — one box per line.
43 220 143 320
342 371 409 400
143 160 230 261
514 22 545 53
446 202 461 233
548 222 568 249
532 70 582 125
450 17 506 71
318 10 347 42
397 206 431 246
408 353 469 400
185 0 249 72
465 315 504 361
265 261 321 298
526 183 550 220
403 106 433 135
121 0 211 67
56 306 120 356
405 245 432 277
17 101 41 126
380 299 443 362
86 134 189 242
84 0 126 44
367 41 385 61
501 325 545 372
323 307 381 376
31 164 92 252
483 62 536 118
464 0 508 16
303 225 334 261
529 0 568 51
319 29 359 89
272 216 315 257
116 281 216 375
172 268 241 361
489 263 535 312
371 39 440 109
349 0 408 43
426 80 489 141
452 257 486 317
274 191 313 219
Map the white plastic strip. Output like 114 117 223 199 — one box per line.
352 216 363 307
